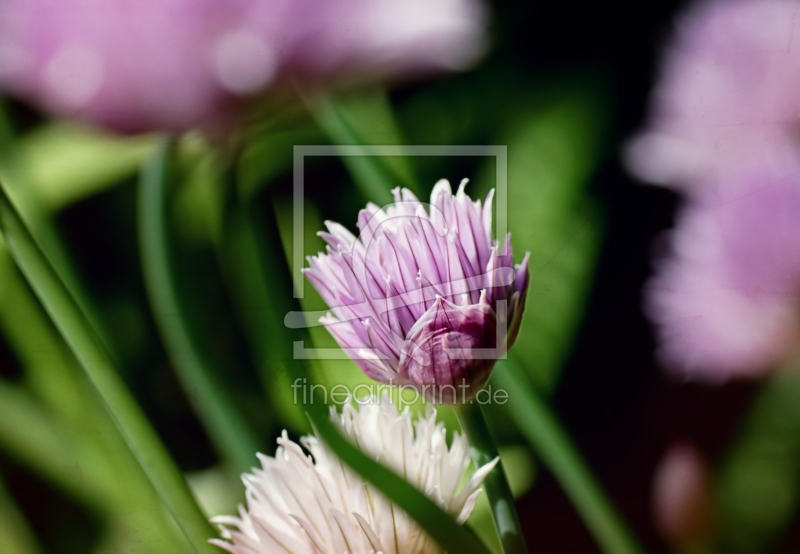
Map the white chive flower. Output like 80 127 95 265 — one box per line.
211 396 498 553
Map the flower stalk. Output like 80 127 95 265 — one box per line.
456 401 529 554
494 358 642 554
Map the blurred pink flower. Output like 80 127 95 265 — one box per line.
625 0 800 191
652 441 714 547
0 0 285 133
647 170 800 380
627 0 800 380
279 0 486 84
0 0 486 133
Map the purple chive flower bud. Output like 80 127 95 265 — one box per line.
646 170 800 381
0 0 486 134
304 180 530 404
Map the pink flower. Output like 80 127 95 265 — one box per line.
279 0 486 84
0 0 283 133
304 180 529 404
625 0 800 192
646 170 800 380
0 0 486 133
627 0 800 380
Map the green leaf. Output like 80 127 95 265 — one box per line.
303 88 420 203
476 92 605 392
0 382 187 553
0 178 215 553
514 203 601 391
217 194 310 433
0 104 121 363
238 127 322 198
0 246 190 553
15 123 156 212
0 380 101 508
0 97 154 212
718 373 800 552
138 140 262 476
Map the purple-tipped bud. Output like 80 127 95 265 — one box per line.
304 179 530 404
401 296 496 403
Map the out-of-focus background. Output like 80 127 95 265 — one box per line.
1 0 797 552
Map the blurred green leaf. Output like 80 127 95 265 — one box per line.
15 123 155 212
0 176 215 552
0 247 188 553
0 472 41 554
0 106 123 364
0 381 100 508
139 140 261 477
0 246 86 422
304 88 420 203
238 127 321 198
718 373 800 553
476 92 606 392
0 110 176 542
218 194 310 433
186 467 239 519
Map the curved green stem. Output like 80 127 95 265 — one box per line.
138 139 261 476
215 173 306 434
457 402 529 554
494 358 641 554
0 179 215 553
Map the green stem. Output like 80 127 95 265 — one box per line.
494 359 641 554
0 98 119 361
138 139 261 476
300 89 420 203
215 169 304 433
0 180 215 553
457 402 529 554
